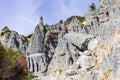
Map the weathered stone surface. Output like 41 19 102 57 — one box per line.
1 0 120 80
27 53 48 76
26 18 45 55
66 16 87 34
85 0 120 40
100 47 120 80
49 33 97 74
26 17 59 79
57 51 98 80
0 29 28 53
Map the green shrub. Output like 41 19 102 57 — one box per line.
6 48 21 57
25 73 34 80
26 34 33 38
6 49 21 66
77 16 85 23
0 44 6 63
65 16 85 24
0 44 34 80
64 21 71 25
0 26 11 36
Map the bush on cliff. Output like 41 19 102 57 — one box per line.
0 44 33 80
0 26 11 36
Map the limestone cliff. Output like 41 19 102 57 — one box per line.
0 0 120 80
0 26 28 54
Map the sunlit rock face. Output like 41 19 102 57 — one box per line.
85 0 120 40
1 0 120 80
0 27 28 53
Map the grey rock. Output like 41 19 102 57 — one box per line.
1 0 120 79
0 31 28 53
26 22 44 55
25 0 120 80
39 16 44 31
50 33 96 71
27 53 48 76
100 47 120 79
26 17 49 79
89 3 96 11
85 0 120 40
67 16 85 33
112 47 120 78
26 17 59 79
58 27 68 39
58 51 98 80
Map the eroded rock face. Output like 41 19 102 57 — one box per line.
26 17 49 77
85 0 120 40
28 3 120 80
47 33 98 79
57 51 97 80
45 0 120 79
27 53 48 76
26 24 45 55
26 17 59 78
1 0 120 80
0 30 28 53
100 47 120 80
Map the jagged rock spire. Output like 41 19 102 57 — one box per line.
89 3 96 11
39 16 43 25
27 25 44 55
59 20 63 24
98 0 117 7
39 16 44 31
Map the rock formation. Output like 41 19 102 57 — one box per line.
1 0 120 80
0 27 28 53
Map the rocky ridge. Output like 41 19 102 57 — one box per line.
1 0 120 80
0 26 28 54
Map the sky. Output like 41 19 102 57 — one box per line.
0 0 99 35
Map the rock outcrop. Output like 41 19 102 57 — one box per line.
0 27 28 53
85 0 120 40
1 0 120 80
26 16 59 78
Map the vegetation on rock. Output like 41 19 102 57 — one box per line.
65 16 85 24
0 26 11 36
0 44 33 80
26 34 33 39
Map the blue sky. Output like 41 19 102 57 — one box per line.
0 0 99 35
